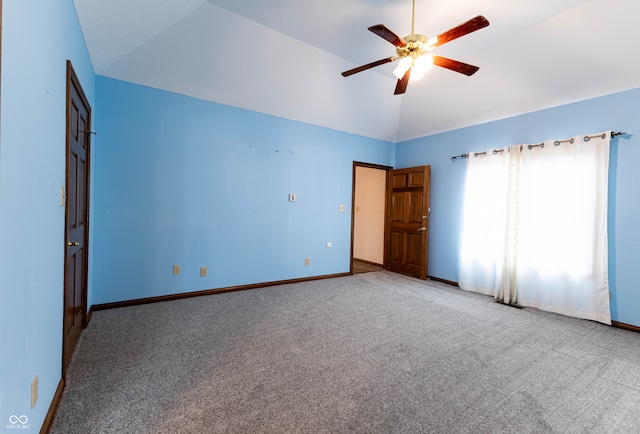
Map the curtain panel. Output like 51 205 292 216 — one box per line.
459 132 611 324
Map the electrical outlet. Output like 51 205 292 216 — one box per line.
31 375 38 409
173 265 180 275
200 267 207 277
326 242 332 248
305 258 310 266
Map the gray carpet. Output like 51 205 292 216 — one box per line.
50 271 640 433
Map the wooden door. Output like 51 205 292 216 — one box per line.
385 166 431 279
63 61 91 375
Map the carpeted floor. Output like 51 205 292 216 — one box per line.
50 271 640 433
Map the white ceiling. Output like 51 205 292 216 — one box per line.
74 0 640 143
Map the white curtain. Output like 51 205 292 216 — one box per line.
459 149 509 297
459 132 611 324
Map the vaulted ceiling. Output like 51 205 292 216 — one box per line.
74 0 640 142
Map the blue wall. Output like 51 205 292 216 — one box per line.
395 88 640 327
3 3 640 430
0 0 95 431
92 77 395 304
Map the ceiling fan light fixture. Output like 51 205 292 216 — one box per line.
392 56 413 79
414 54 433 71
410 67 423 81
405 54 433 81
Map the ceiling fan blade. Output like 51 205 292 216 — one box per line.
432 15 489 48
394 68 411 95
341 57 396 77
432 56 480 76
368 24 408 48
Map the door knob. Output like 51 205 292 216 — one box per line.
68 241 80 246
417 227 427 231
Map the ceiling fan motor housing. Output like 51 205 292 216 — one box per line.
397 34 430 59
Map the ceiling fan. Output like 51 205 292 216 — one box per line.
341 0 489 95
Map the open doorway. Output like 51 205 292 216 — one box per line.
351 162 391 274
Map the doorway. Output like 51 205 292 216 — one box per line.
351 162 391 274
351 163 432 280
63 61 91 376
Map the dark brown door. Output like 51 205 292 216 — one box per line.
63 61 91 375
385 166 431 279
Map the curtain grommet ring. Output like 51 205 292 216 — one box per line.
554 139 573 146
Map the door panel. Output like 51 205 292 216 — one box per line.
407 233 422 266
390 231 404 262
63 61 91 376
408 190 423 222
385 166 431 279
391 192 404 221
65 258 76 335
68 155 78 228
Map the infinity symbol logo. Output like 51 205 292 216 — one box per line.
9 415 29 424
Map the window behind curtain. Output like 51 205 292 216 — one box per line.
459 133 611 324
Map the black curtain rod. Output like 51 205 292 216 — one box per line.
451 131 626 161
